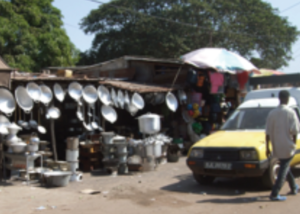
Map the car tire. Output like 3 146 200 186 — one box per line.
261 158 280 189
193 173 215 185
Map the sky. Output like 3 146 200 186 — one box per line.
53 0 300 73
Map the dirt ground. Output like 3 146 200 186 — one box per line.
1 158 300 214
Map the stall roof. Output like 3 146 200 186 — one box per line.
0 56 11 70
10 72 180 93
99 80 180 93
249 73 300 85
46 55 183 72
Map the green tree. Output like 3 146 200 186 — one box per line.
80 0 299 69
0 0 79 72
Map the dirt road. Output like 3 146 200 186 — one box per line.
1 158 299 214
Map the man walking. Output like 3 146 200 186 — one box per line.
266 90 299 201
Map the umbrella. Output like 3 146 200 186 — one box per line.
252 69 284 77
180 48 257 74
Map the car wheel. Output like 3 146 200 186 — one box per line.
261 158 280 189
193 173 215 185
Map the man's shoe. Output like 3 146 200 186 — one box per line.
269 195 287 201
291 184 299 195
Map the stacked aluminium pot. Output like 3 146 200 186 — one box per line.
66 137 82 182
102 132 128 175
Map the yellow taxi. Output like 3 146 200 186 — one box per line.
187 89 300 188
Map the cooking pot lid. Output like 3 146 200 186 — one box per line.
83 85 98 104
53 83 65 102
132 93 145 110
165 92 178 112
15 86 32 112
40 85 53 105
98 85 112 105
68 82 83 101
137 112 161 119
101 105 117 124
117 90 125 108
26 82 41 102
111 88 119 108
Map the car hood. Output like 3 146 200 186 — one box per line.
192 130 266 149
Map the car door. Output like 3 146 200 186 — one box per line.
291 106 300 166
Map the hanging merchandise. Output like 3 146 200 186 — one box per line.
53 83 66 102
68 82 83 103
132 92 145 110
165 92 178 112
191 92 202 105
192 122 203 134
26 82 41 103
192 103 199 110
186 68 198 85
15 86 33 113
188 110 194 117
98 85 112 106
237 71 249 90
192 110 201 118
209 72 224 94
40 85 53 106
187 104 193 110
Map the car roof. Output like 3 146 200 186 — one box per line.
239 97 297 109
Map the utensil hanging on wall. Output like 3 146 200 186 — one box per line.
29 111 38 129
101 105 117 124
111 88 118 108
26 82 41 103
83 85 98 104
0 88 16 117
165 92 178 112
15 86 33 113
40 85 53 106
53 83 66 102
117 90 125 109
68 82 83 104
37 106 46 134
131 92 145 110
98 85 112 106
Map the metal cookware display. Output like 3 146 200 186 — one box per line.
37 107 46 134
0 88 16 116
98 85 112 106
40 85 53 105
124 91 130 107
101 105 117 124
132 93 145 110
165 92 178 112
178 90 187 104
82 85 98 104
68 82 83 102
30 133 40 145
26 82 41 103
7 122 22 135
137 113 161 134
111 88 118 108
0 115 11 134
117 90 125 109
15 86 33 113
53 83 66 102
47 106 61 119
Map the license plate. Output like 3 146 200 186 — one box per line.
204 162 232 170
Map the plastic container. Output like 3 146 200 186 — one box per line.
66 149 79 161
68 161 79 172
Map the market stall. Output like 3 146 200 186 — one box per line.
0 70 186 186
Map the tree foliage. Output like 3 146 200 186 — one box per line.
80 0 299 69
0 0 79 72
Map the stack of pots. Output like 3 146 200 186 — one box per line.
101 132 119 175
113 135 128 174
27 133 40 155
6 123 27 154
66 137 81 182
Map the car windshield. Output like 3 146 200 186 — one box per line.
221 108 273 130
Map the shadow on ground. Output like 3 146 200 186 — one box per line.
161 167 300 199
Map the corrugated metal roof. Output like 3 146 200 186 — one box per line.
46 55 183 71
99 80 181 93
0 56 11 70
